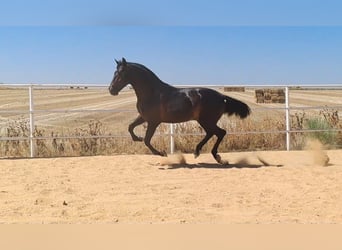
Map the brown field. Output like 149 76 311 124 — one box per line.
0 150 342 224
1 86 341 131
0 86 341 157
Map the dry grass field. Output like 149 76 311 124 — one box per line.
0 86 341 157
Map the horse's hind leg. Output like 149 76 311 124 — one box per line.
197 121 228 164
128 115 145 141
211 125 228 164
194 119 215 158
194 132 213 158
144 122 167 157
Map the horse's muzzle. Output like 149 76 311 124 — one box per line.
109 87 119 96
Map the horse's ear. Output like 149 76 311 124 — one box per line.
115 59 119 65
122 57 127 66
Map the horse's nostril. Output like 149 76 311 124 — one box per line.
109 87 118 96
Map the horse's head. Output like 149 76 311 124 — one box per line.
109 57 130 96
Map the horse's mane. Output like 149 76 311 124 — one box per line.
117 59 172 89
128 62 162 82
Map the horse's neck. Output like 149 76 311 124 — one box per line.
131 78 172 102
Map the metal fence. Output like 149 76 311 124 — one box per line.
0 83 341 157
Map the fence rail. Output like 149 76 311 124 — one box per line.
1 83 341 157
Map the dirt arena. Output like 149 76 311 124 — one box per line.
0 147 341 224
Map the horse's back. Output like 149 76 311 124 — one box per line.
161 87 224 122
160 88 201 122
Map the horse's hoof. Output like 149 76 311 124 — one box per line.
133 136 143 142
194 152 200 159
152 150 167 157
159 150 168 157
215 154 229 165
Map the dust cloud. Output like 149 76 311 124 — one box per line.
305 138 330 166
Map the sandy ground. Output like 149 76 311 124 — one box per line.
0 149 342 224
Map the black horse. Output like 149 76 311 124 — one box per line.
109 58 250 164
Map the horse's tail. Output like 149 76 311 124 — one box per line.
223 95 251 119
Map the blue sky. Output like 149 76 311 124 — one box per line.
1 1 342 85
1 0 342 26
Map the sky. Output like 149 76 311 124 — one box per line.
1 0 342 86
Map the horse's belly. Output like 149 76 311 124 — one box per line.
161 109 197 123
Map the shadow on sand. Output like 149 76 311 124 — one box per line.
160 162 283 170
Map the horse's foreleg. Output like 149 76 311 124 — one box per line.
128 115 145 141
144 122 167 157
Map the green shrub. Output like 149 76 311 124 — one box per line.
305 117 337 146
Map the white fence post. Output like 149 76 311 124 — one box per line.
285 86 290 151
29 85 35 157
170 123 175 154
